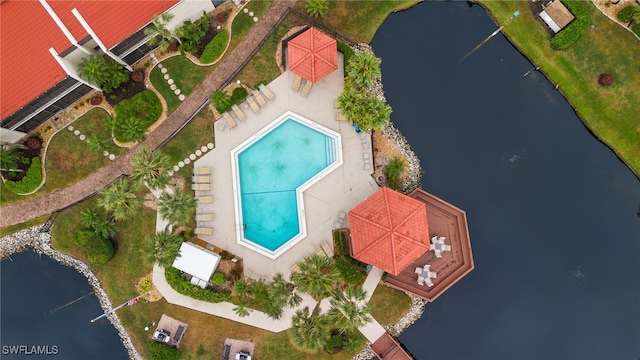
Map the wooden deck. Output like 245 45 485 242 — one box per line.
383 189 473 302
371 332 414 360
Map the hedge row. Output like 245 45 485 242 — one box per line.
336 257 366 285
616 5 637 23
4 157 42 194
550 0 590 50
200 30 229 64
165 267 231 302
210 87 248 113
73 228 115 265
633 24 640 37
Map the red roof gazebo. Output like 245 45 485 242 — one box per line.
287 27 337 83
348 187 430 276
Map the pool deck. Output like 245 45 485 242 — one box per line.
193 53 379 278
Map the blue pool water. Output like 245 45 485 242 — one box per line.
237 118 336 251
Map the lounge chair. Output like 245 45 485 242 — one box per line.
244 269 254 280
292 75 302 91
196 213 215 222
247 96 260 113
193 167 212 175
363 152 371 160
259 84 274 100
191 183 210 191
336 112 348 121
191 175 210 183
301 80 313 97
290 264 300 273
231 104 245 121
363 161 371 171
321 241 334 257
216 120 227 131
253 90 266 107
194 227 213 235
223 112 237 128
334 99 340 109
196 195 213 203
315 247 327 257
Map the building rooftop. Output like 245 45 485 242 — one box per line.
383 189 473 302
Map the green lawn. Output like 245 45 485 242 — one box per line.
230 0 273 49
370 284 412 327
258 330 365 360
149 56 214 113
480 1 640 175
0 108 122 206
292 0 420 43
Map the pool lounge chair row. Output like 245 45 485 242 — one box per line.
193 167 212 175
194 227 213 235
291 75 313 96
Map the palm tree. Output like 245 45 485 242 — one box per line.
97 177 141 221
130 147 172 190
143 231 183 268
305 0 329 18
157 189 197 228
232 279 252 317
346 51 382 90
78 55 110 88
0 146 22 179
233 303 251 317
144 13 181 51
80 207 116 239
363 96 392 131
261 273 303 320
337 85 365 123
116 117 147 143
291 253 340 302
327 286 373 334
289 306 330 353
86 133 109 153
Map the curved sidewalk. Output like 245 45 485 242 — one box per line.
0 0 294 228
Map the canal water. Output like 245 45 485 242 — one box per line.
371 2 640 359
1 251 128 359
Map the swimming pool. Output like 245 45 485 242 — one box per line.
231 111 342 258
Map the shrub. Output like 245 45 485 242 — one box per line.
165 267 231 302
211 272 226 286
26 137 42 150
178 19 207 54
617 5 637 22
86 236 115 265
385 157 405 190
633 23 640 37
148 341 180 360
4 157 42 194
90 95 103 105
113 90 161 142
550 0 590 50
74 228 96 249
337 42 354 70
138 277 152 296
210 90 233 113
230 86 248 104
21 157 31 165
131 70 144 83
598 73 615 86
200 30 229 63
325 334 345 354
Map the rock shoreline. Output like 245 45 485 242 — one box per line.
0 226 142 360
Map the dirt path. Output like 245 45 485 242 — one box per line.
0 1 295 228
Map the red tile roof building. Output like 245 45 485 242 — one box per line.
287 27 337 83
1 0 180 133
348 187 430 276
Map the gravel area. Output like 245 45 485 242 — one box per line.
0 226 142 360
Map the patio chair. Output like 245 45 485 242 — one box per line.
301 80 313 97
321 241 334 257
334 99 340 109
363 152 371 160
216 120 227 131
253 89 266 107
231 104 245 121
191 183 210 191
191 175 210 183
417 276 425 286
336 112 348 121
259 84 275 100
338 211 346 221
442 244 452 251
425 278 434 287
195 213 214 222
415 267 423 274
193 167 212 175
223 111 237 128
428 271 437 279
194 227 213 235
435 251 443 259
363 160 371 171
196 195 213 203
247 96 260 113
292 75 302 91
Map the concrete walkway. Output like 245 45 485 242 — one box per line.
0 0 295 228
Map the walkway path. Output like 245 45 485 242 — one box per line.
0 0 295 228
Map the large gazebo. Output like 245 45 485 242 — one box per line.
347 187 430 276
287 27 338 83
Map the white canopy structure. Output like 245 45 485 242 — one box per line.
172 242 221 289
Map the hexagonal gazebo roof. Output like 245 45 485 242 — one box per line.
287 27 337 83
348 187 430 275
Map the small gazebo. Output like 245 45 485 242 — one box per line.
348 187 430 276
287 27 338 83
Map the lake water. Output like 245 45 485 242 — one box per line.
371 2 640 359
0 251 128 359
